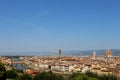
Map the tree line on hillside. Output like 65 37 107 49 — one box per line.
0 62 118 80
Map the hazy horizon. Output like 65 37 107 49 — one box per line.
0 49 120 56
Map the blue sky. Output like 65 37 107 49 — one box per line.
0 0 120 52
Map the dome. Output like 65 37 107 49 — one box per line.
105 49 112 57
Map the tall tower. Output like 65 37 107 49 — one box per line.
59 49 61 58
105 48 112 58
92 51 97 60
58 49 62 62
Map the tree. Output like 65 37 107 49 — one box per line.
85 71 98 78
18 73 33 80
70 75 88 80
56 75 65 80
68 72 81 80
12 68 23 73
0 62 5 71
99 74 117 80
6 70 18 79
0 62 6 80
87 77 99 80
49 71 65 80
34 71 65 80
34 72 52 80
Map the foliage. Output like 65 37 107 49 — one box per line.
68 72 81 80
17 73 33 80
12 68 23 73
98 74 117 80
34 71 65 80
55 75 65 80
6 70 18 79
85 71 99 78
0 62 118 80
34 71 52 80
69 74 99 80
0 62 6 80
0 62 5 71
69 71 118 80
70 75 88 80
87 77 98 80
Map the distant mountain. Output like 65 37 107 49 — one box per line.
0 49 120 56
63 49 120 56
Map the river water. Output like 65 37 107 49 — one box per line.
11 58 26 70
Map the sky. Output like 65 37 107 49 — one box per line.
0 0 120 52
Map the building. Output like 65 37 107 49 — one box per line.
112 63 120 79
105 49 112 58
91 51 97 60
58 49 62 63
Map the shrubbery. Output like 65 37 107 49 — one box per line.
0 62 6 80
68 71 118 80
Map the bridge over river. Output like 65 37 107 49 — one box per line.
11 58 27 70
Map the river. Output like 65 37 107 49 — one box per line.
11 58 26 70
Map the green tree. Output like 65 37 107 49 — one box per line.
18 73 33 80
0 62 6 80
12 68 23 73
70 75 88 80
55 75 65 80
68 72 81 80
34 72 52 80
85 71 98 78
87 77 99 80
48 71 65 80
6 70 18 79
0 62 5 71
34 71 65 80
99 74 117 80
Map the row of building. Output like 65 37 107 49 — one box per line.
0 49 119 77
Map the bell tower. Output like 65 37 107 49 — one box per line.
92 51 97 60
58 49 62 62
59 50 61 58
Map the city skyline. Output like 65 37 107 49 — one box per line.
0 0 120 53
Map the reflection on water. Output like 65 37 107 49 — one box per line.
11 58 26 70
12 64 26 70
